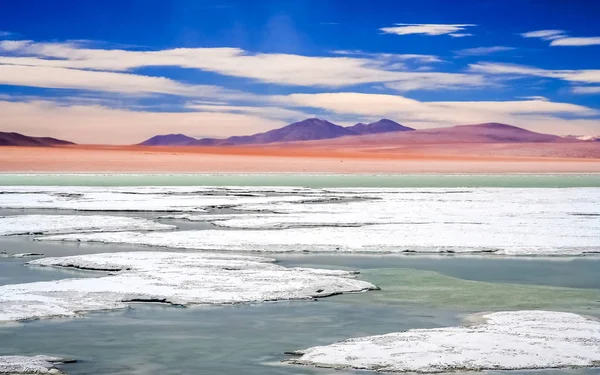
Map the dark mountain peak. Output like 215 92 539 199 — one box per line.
0 131 74 147
347 119 414 135
139 134 198 146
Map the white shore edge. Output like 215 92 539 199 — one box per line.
0 355 73 374
287 310 600 373
0 251 376 323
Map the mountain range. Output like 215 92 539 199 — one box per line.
140 118 414 146
2 118 598 147
0 131 74 147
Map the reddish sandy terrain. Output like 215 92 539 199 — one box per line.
1 143 600 173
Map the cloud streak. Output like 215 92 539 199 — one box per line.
379 23 475 36
521 30 600 47
455 46 515 56
0 40 488 91
469 62 600 84
0 64 254 100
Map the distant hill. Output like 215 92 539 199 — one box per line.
0 131 74 147
139 118 412 146
296 122 571 146
347 119 414 135
139 134 198 146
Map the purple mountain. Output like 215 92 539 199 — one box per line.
139 134 198 146
347 119 414 134
0 131 75 146
138 118 413 146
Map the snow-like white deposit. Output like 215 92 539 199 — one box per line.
5 187 600 255
0 186 340 212
0 355 70 374
288 310 600 373
38 220 600 255
0 252 375 322
0 215 174 236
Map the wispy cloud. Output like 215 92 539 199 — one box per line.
0 31 12 37
455 46 516 56
332 50 443 63
0 40 488 91
521 30 600 47
469 62 600 84
0 64 256 100
448 33 473 38
520 30 566 40
551 37 600 46
571 86 600 94
379 23 475 36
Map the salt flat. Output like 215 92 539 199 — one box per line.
30 187 600 256
0 215 173 236
288 310 600 373
0 355 70 374
0 252 376 322
0 186 342 212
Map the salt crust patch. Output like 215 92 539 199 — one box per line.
0 355 70 374
288 310 600 373
0 186 344 212
0 215 174 236
0 252 375 322
37 221 600 255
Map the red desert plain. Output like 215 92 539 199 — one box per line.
2 120 600 173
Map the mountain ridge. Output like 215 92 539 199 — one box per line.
139 118 413 146
0 131 75 147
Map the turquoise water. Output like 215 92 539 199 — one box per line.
1 252 599 374
1 173 600 187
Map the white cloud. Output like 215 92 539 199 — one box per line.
274 92 599 135
520 30 566 40
455 46 515 56
185 103 312 121
551 37 600 46
0 100 287 144
332 50 443 63
379 23 475 36
519 96 549 101
383 72 491 92
469 62 600 84
520 30 600 47
0 64 253 99
572 86 600 94
0 41 488 91
448 33 473 38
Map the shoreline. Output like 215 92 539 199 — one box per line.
2 145 600 174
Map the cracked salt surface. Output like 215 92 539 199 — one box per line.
34 187 600 255
0 355 72 374
288 310 600 373
37 222 600 255
0 252 376 323
0 186 343 212
0 215 174 236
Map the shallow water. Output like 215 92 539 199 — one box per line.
2 173 600 187
2 248 600 374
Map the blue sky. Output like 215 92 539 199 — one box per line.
0 0 599 143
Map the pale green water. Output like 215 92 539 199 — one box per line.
1 173 600 187
337 268 600 314
1 256 599 374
